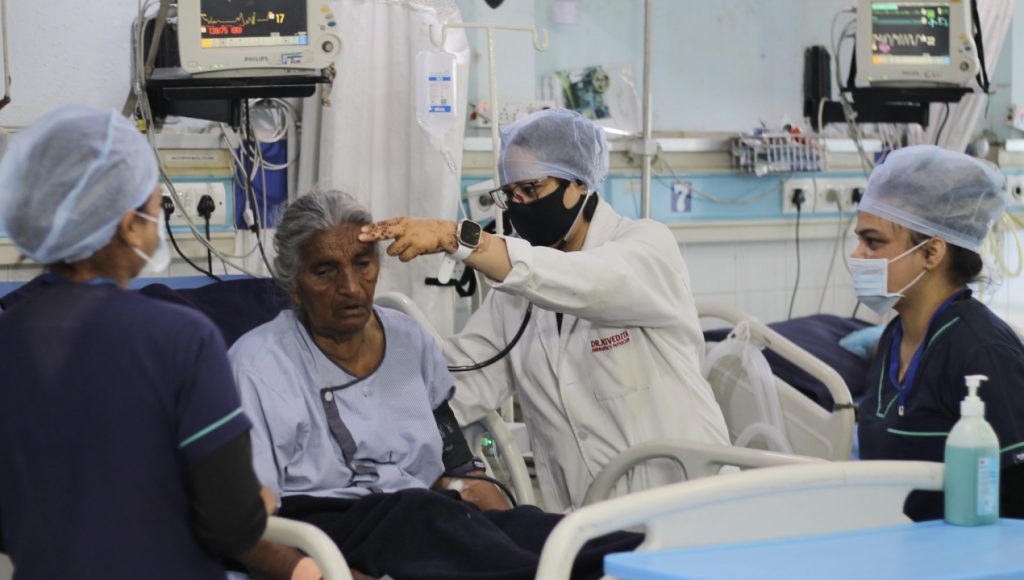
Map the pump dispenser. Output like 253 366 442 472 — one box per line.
944 374 1000 525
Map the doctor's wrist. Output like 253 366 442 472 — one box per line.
443 221 458 254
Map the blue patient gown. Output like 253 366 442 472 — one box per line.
229 307 641 580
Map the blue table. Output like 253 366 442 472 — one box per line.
604 519 1024 579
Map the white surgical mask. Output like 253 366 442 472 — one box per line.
849 239 930 316
132 211 171 275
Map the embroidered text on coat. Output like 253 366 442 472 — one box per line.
591 330 631 352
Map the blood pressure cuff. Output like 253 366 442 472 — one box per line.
433 400 476 472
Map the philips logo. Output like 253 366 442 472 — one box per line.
244 56 270 63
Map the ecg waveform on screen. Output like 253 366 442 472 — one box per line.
873 33 938 50
201 11 290 37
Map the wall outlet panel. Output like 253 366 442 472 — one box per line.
160 180 230 230
782 178 815 214
783 176 866 214
1007 175 1024 207
469 100 557 128
813 177 867 213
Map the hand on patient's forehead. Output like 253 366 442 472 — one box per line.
359 219 402 241
359 217 452 261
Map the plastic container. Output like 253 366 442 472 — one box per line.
415 49 458 173
944 374 1000 526
415 50 457 138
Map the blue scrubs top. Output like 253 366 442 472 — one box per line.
858 290 1024 518
0 275 251 579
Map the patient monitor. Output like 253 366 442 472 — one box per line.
177 0 341 76
855 0 979 87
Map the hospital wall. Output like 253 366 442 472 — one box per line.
455 0 1024 329
457 0 1019 140
1 1 1024 330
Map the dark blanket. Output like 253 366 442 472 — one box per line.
138 278 290 346
704 314 872 410
280 489 643 580
1 276 289 348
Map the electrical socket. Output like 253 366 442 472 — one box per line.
782 178 815 214
812 177 867 214
1007 175 1024 207
160 181 229 228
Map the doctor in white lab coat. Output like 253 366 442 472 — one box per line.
359 109 729 511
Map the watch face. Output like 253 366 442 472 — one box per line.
459 220 482 246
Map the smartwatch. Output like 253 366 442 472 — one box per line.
437 220 482 284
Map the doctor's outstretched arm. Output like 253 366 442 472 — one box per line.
360 216 687 328
359 218 513 281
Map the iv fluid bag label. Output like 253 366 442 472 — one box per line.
977 456 998 516
416 50 456 138
427 72 453 113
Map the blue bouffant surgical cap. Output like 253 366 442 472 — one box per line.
860 145 1008 253
498 108 609 192
0 106 158 264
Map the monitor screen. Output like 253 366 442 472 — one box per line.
870 3 950 66
199 0 309 49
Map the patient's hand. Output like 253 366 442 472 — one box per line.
260 485 278 515
436 470 513 511
290 556 322 580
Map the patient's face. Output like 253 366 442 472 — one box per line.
292 223 380 340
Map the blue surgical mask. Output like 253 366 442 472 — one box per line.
849 239 930 316
132 211 171 275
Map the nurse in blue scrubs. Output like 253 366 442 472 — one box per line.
852 145 1024 521
0 107 319 579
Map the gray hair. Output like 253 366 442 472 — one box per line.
273 189 374 295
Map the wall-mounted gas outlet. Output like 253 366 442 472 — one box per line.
464 178 498 222
1006 175 1024 207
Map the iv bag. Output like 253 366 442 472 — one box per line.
415 50 458 138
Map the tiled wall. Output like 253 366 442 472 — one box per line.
683 238 879 329
683 231 1024 332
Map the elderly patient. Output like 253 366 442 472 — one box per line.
229 189 640 580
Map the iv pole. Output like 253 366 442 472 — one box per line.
0 0 11 111
431 23 549 235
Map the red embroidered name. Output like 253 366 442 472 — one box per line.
590 330 631 353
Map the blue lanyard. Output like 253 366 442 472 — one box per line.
887 288 967 416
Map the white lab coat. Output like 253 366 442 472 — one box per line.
446 199 729 511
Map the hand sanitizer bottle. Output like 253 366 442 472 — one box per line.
944 374 1000 526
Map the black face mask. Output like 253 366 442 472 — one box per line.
505 180 585 247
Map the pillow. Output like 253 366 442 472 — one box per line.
839 324 885 362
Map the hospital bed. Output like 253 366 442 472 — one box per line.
698 302 860 461
580 439 823 506
536 460 945 580
0 516 351 580
574 302 863 504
